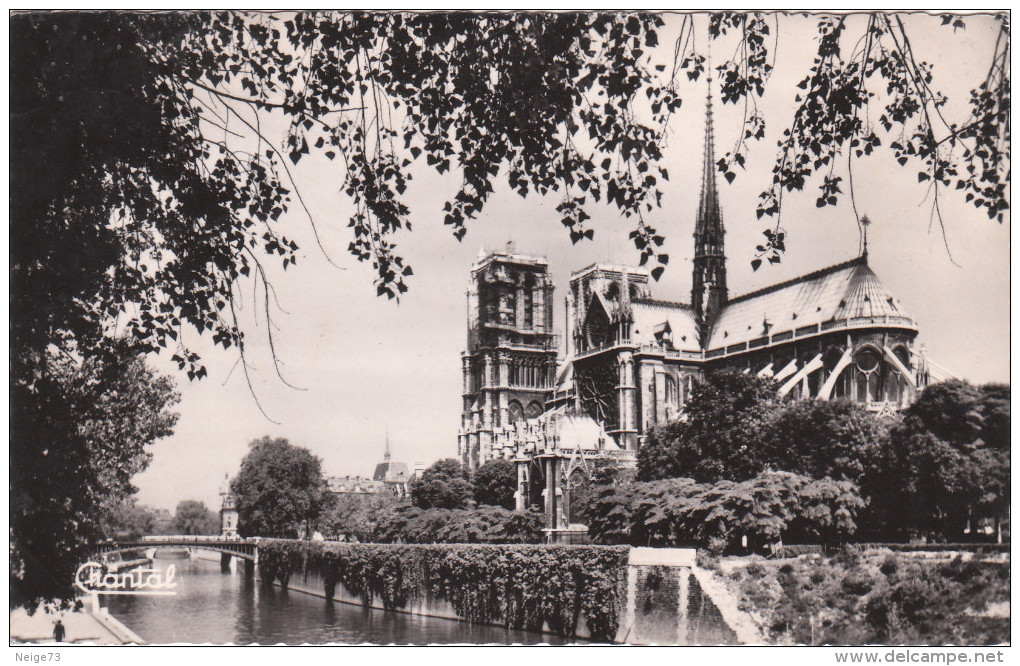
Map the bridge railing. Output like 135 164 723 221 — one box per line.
136 535 258 544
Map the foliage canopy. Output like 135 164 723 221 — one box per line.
875 381 1010 539
411 458 474 510
10 347 179 608
472 458 518 510
172 500 221 535
638 371 783 482
231 436 332 538
10 11 1009 383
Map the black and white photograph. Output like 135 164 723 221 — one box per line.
8 8 1011 656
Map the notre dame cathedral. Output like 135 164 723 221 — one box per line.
457 87 940 538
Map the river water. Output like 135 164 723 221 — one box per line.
105 557 574 645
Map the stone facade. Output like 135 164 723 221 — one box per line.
458 247 559 470
458 83 940 534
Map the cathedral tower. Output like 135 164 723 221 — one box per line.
691 75 728 346
458 246 557 471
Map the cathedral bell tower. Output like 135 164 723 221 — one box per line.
691 74 728 346
458 245 558 471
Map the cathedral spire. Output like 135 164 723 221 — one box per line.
384 426 391 462
692 67 728 345
695 67 724 237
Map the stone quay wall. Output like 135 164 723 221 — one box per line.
254 540 757 645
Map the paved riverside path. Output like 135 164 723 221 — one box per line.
11 601 143 645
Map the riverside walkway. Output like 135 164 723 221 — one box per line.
10 602 144 645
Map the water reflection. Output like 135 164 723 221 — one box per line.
106 557 575 645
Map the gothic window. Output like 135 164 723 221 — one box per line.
665 375 678 407
855 348 881 373
527 459 545 509
855 371 869 402
576 359 619 430
501 289 517 326
868 371 880 401
508 400 524 424
564 468 591 524
526 401 543 419
893 345 911 369
585 307 611 349
853 347 882 402
523 276 534 329
887 372 902 404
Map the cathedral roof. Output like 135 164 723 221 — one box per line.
630 299 701 351
373 461 410 483
705 256 916 350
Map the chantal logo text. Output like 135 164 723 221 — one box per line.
74 561 178 596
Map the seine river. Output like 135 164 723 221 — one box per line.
105 557 574 645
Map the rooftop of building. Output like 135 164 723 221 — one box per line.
328 476 388 494
706 254 917 350
570 263 652 282
472 244 548 271
373 460 411 483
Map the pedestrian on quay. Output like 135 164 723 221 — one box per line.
53 619 66 643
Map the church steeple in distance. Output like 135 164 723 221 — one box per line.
691 69 728 346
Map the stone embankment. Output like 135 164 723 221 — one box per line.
260 540 757 645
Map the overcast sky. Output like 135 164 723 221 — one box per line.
131 12 1010 512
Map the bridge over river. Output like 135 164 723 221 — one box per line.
100 535 260 575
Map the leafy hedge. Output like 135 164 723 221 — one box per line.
324 502 545 545
373 505 544 544
258 540 629 640
584 470 864 553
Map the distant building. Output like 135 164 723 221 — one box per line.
328 475 387 495
372 434 411 497
328 437 412 499
219 474 238 537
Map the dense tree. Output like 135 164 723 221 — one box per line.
979 383 1010 452
410 459 473 510
472 458 518 510
584 471 864 553
322 493 404 542
10 346 178 609
637 371 782 482
764 399 889 484
172 500 220 535
876 381 1010 541
374 505 544 544
101 498 160 541
231 437 332 538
